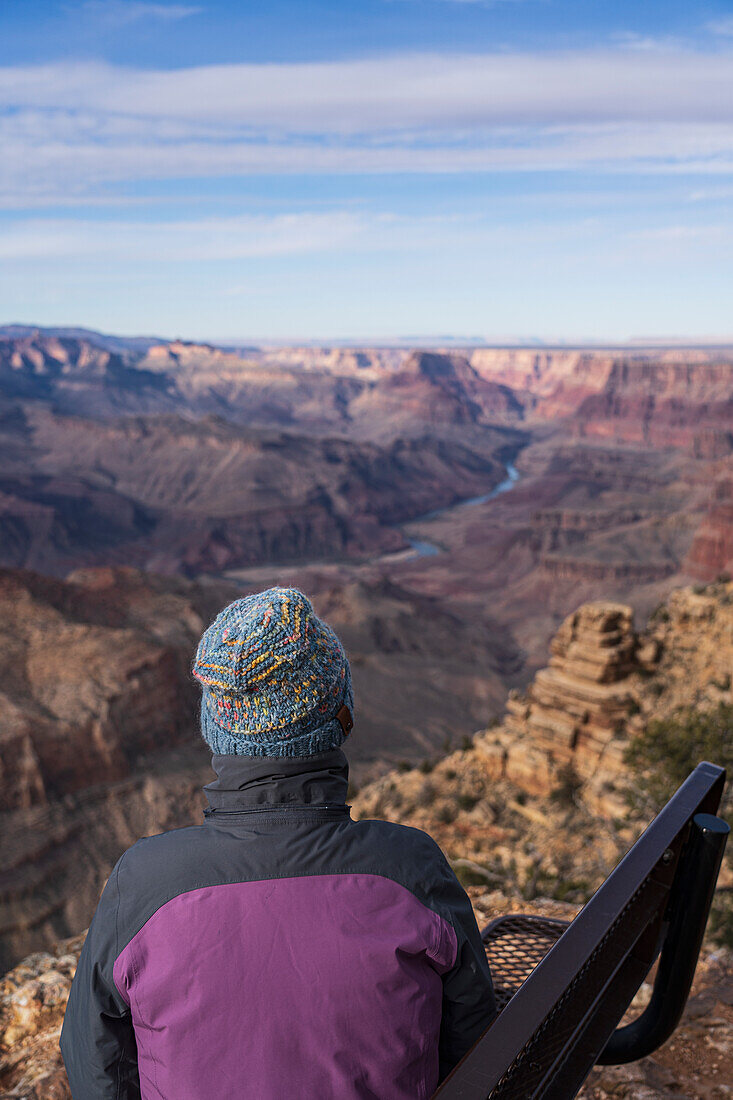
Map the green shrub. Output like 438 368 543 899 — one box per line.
626 702 733 947
415 781 435 807
625 702 733 813
708 891 733 950
550 764 582 808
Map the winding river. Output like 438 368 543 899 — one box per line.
403 459 522 558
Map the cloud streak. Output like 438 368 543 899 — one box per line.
706 16 733 38
2 206 729 265
0 210 455 262
76 1 202 27
3 50 733 130
1 47 733 205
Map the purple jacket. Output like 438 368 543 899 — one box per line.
60 749 496 1098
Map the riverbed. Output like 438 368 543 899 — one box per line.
403 460 522 558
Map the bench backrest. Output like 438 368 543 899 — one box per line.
434 761 727 1100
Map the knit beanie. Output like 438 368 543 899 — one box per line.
192 587 354 758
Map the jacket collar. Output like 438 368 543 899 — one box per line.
203 747 350 815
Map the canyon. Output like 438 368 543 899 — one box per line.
0 326 732 1093
1 328 732 964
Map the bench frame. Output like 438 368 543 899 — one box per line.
434 761 729 1099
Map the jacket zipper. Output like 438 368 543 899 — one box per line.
203 802 349 818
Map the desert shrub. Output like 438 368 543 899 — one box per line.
419 758 435 774
550 764 582 808
460 734 474 751
444 768 457 780
650 603 670 623
625 702 733 814
708 891 733 949
626 702 733 947
415 780 435 807
552 878 591 904
396 760 412 773
452 859 496 888
437 804 456 824
457 793 480 812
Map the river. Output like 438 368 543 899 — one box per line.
403 459 522 558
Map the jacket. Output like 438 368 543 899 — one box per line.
60 748 496 1099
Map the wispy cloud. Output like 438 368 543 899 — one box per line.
706 16 733 38
3 207 729 267
0 211 424 262
4 50 733 130
1 47 733 207
76 1 202 27
391 0 532 5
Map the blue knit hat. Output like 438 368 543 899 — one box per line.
192 587 354 757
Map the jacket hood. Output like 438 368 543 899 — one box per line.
203 746 350 814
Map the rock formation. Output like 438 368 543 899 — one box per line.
685 468 733 580
470 346 733 451
479 603 637 813
0 567 236 813
571 359 733 452
354 578 733 839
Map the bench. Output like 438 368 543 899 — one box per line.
434 761 729 1099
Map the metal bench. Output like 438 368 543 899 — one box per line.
434 761 729 1099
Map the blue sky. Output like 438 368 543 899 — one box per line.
2 0 733 342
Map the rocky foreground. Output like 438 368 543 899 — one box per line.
1 578 731 1096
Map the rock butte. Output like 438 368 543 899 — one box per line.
479 602 638 815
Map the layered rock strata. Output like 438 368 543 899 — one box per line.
477 603 637 814
685 469 733 580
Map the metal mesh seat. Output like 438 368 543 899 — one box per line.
434 763 729 1099
482 915 570 1011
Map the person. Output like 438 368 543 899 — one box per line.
60 586 496 1099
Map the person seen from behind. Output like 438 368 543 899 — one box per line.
61 586 496 1098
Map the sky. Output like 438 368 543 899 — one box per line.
2 0 733 343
